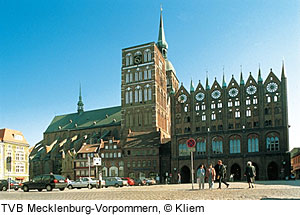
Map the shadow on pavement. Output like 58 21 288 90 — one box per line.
255 180 300 187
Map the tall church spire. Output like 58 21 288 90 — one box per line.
157 6 168 59
77 84 84 114
258 65 263 83
281 60 286 79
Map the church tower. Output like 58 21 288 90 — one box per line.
77 84 84 114
120 8 176 139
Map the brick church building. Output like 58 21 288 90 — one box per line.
29 9 290 182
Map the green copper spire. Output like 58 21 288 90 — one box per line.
222 72 226 88
206 72 210 90
240 65 244 85
157 6 168 59
77 84 84 114
258 65 263 83
190 79 194 92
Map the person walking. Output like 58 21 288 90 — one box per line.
177 173 181 184
216 160 229 189
244 161 256 188
206 164 216 189
198 165 206 189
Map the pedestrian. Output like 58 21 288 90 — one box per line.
177 173 181 184
244 161 256 188
206 164 216 189
216 160 229 189
198 164 205 189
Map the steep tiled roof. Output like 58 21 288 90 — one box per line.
0 128 29 145
45 106 121 133
123 131 161 148
77 144 100 154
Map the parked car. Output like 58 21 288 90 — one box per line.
121 177 135 186
290 174 296 180
121 179 129 186
0 180 8 191
7 179 22 190
68 177 105 189
103 177 123 188
134 178 146 186
142 178 156 186
22 174 67 192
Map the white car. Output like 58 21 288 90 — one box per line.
68 177 105 189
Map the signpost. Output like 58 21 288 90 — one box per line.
186 138 196 190
93 157 102 189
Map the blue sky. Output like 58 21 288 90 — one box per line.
1 0 299 150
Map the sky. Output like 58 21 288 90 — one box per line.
0 0 299 150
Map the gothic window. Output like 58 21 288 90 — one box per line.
211 103 216 109
196 138 206 155
235 100 240 106
148 70 152 79
228 101 233 107
135 90 138 103
217 103 222 108
135 72 138 82
144 88 148 101
266 133 280 151
130 73 133 82
126 73 129 83
212 136 223 154
246 99 251 105
229 135 241 154
126 54 133 66
144 49 151 62
179 143 189 156
248 134 259 152
253 97 258 104
201 104 206 110
235 111 240 118
195 105 200 111
139 71 143 81
148 87 152 101
211 113 216 120
246 109 251 117
274 95 278 102
139 89 142 102
267 96 271 103
184 105 188 112
202 115 206 121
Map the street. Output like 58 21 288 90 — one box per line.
1 180 300 200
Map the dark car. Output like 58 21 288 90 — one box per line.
103 177 123 188
134 178 146 186
22 174 67 192
0 180 8 191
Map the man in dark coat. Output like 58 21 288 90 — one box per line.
245 161 256 188
216 160 229 189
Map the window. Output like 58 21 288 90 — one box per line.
235 111 240 118
212 137 223 154
266 133 280 151
229 136 241 153
179 143 189 156
195 105 200 111
246 99 251 105
144 49 151 62
228 101 233 107
126 73 129 83
125 54 133 66
118 152 121 158
235 100 240 106
196 138 206 155
16 163 25 173
202 115 206 121
246 109 251 117
211 103 216 109
253 98 258 104
201 104 206 110
267 96 271 103
211 113 216 120
217 103 222 108
248 134 259 152
135 72 138 82
274 95 278 102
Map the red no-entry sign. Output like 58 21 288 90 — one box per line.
186 138 196 148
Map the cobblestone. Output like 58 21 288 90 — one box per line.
1 180 299 200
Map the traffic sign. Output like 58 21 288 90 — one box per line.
93 157 102 166
188 147 196 152
186 138 196 148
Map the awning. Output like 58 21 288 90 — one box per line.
16 177 24 180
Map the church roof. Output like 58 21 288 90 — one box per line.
45 106 121 133
123 131 161 148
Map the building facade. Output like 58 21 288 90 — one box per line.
0 128 30 182
291 148 300 179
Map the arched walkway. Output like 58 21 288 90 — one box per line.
180 166 191 183
252 162 259 180
267 162 278 180
230 163 241 181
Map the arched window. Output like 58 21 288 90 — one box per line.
196 138 206 155
248 134 259 152
266 133 280 151
135 86 142 103
229 135 241 153
212 136 223 154
144 49 151 62
126 54 133 66
125 87 132 104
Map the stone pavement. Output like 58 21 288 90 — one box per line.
1 180 300 200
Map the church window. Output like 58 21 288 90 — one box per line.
211 113 216 120
266 133 279 151
253 97 258 104
144 88 148 101
235 111 240 118
212 137 223 154
229 135 241 154
109 153 113 158
228 101 233 107
246 109 251 117
113 153 117 158
144 70 147 80
148 88 152 100
101 153 104 158
148 70 152 79
246 99 251 105
125 54 133 66
195 105 200 111
144 49 151 62
126 74 129 83
135 90 138 103
139 89 142 102
217 103 222 108
184 105 188 112
139 71 143 81
211 103 216 109
201 104 206 110
118 152 121 158
202 115 206 121
137 161 141 167
135 72 138 82
125 91 129 104
196 138 206 155
235 100 240 106
274 95 278 102
267 96 271 103
132 161 136 168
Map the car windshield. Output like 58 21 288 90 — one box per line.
54 175 65 180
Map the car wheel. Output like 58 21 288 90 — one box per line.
105 186 108 188
146 183 150 186
115 183 119 188
38 189 43 192
59 188 65 191
23 186 29 192
88 184 93 189
46 185 52 192
138 182 142 186
68 185 73 189
2 186 8 191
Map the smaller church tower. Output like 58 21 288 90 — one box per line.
77 85 84 114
